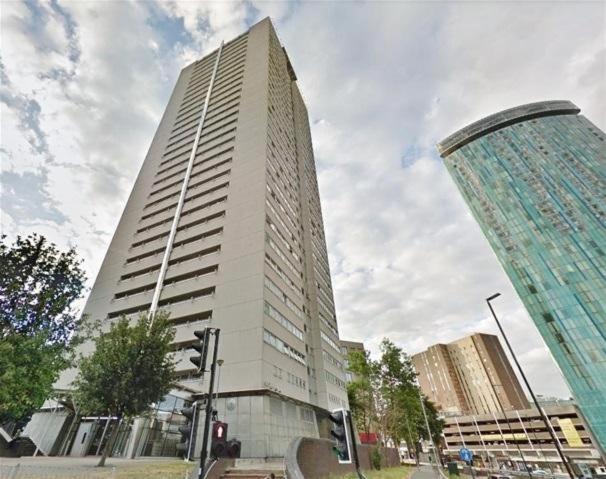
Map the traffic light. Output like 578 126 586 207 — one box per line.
190 329 210 373
210 421 228 458
329 408 352 464
176 404 197 460
226 439 241 458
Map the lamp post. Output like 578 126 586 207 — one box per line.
417 385 442 469
486 293 575 479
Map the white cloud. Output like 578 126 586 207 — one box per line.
2 0 604 398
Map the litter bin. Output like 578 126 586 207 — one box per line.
448 462 460 476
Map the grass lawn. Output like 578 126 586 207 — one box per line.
87 460 196 478
328 465 414 479
5 460 196 479
105 460 196 478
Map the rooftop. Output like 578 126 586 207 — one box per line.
437 100 580 157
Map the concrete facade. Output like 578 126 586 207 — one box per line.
340 340 365 383
443 404 604 470
413 333 529 416
56 18 349 458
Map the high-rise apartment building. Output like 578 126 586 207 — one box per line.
340 340 365 383
57 18 349 458
437 100 606 451
413 333 529 416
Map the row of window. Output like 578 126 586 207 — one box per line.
264 301 304 341
114 264 218 301
149 157 232 200
120 244 220 282
263 329 306 365
265 253 301 297
264 275 303 320
321 330 341 353
107 286 215 319
125 227 223 264
325 370 346 389
141 188 227 230
144 164 231 212
322 349 343 370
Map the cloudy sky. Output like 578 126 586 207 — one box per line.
2 0 605 398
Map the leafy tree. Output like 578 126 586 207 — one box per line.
74 313 176 466
1 234 86 344
346 349 378 436
346 338 443 461
0 234 87 426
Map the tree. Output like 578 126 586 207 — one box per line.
0 234 87 427
73 313 176 467
346 349 378 436
346 338 443 460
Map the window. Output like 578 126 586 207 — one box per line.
263 329 306 365
264 302 303 340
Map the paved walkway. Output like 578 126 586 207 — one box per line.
411 465 444 479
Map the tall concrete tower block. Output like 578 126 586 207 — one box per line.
61 18 349 458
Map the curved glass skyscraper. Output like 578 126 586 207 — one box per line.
437 101 606 451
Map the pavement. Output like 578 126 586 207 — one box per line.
411 465 445 479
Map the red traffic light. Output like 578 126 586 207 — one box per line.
212 421 228 441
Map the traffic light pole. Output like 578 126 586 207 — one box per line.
187 401 198 461
198 328 220 479
346 410 367 479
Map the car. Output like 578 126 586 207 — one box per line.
532 470 549 476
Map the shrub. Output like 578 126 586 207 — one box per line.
371 447 382 470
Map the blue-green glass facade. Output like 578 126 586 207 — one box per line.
438 101 606 452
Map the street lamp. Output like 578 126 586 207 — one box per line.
486 293 575 479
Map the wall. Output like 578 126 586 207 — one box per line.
285 436 400 478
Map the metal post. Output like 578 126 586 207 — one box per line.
346 409 367 479
160 396 178 457
198 328 220 479
34 399 60 456
473 415 490 470
455 416 467 448
96 416 112 456
487 294 575 479
419 388 441 467
59 399 79 456
186 401 198 462
516 410 537 467
404 413 418 464
214 359 224 409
